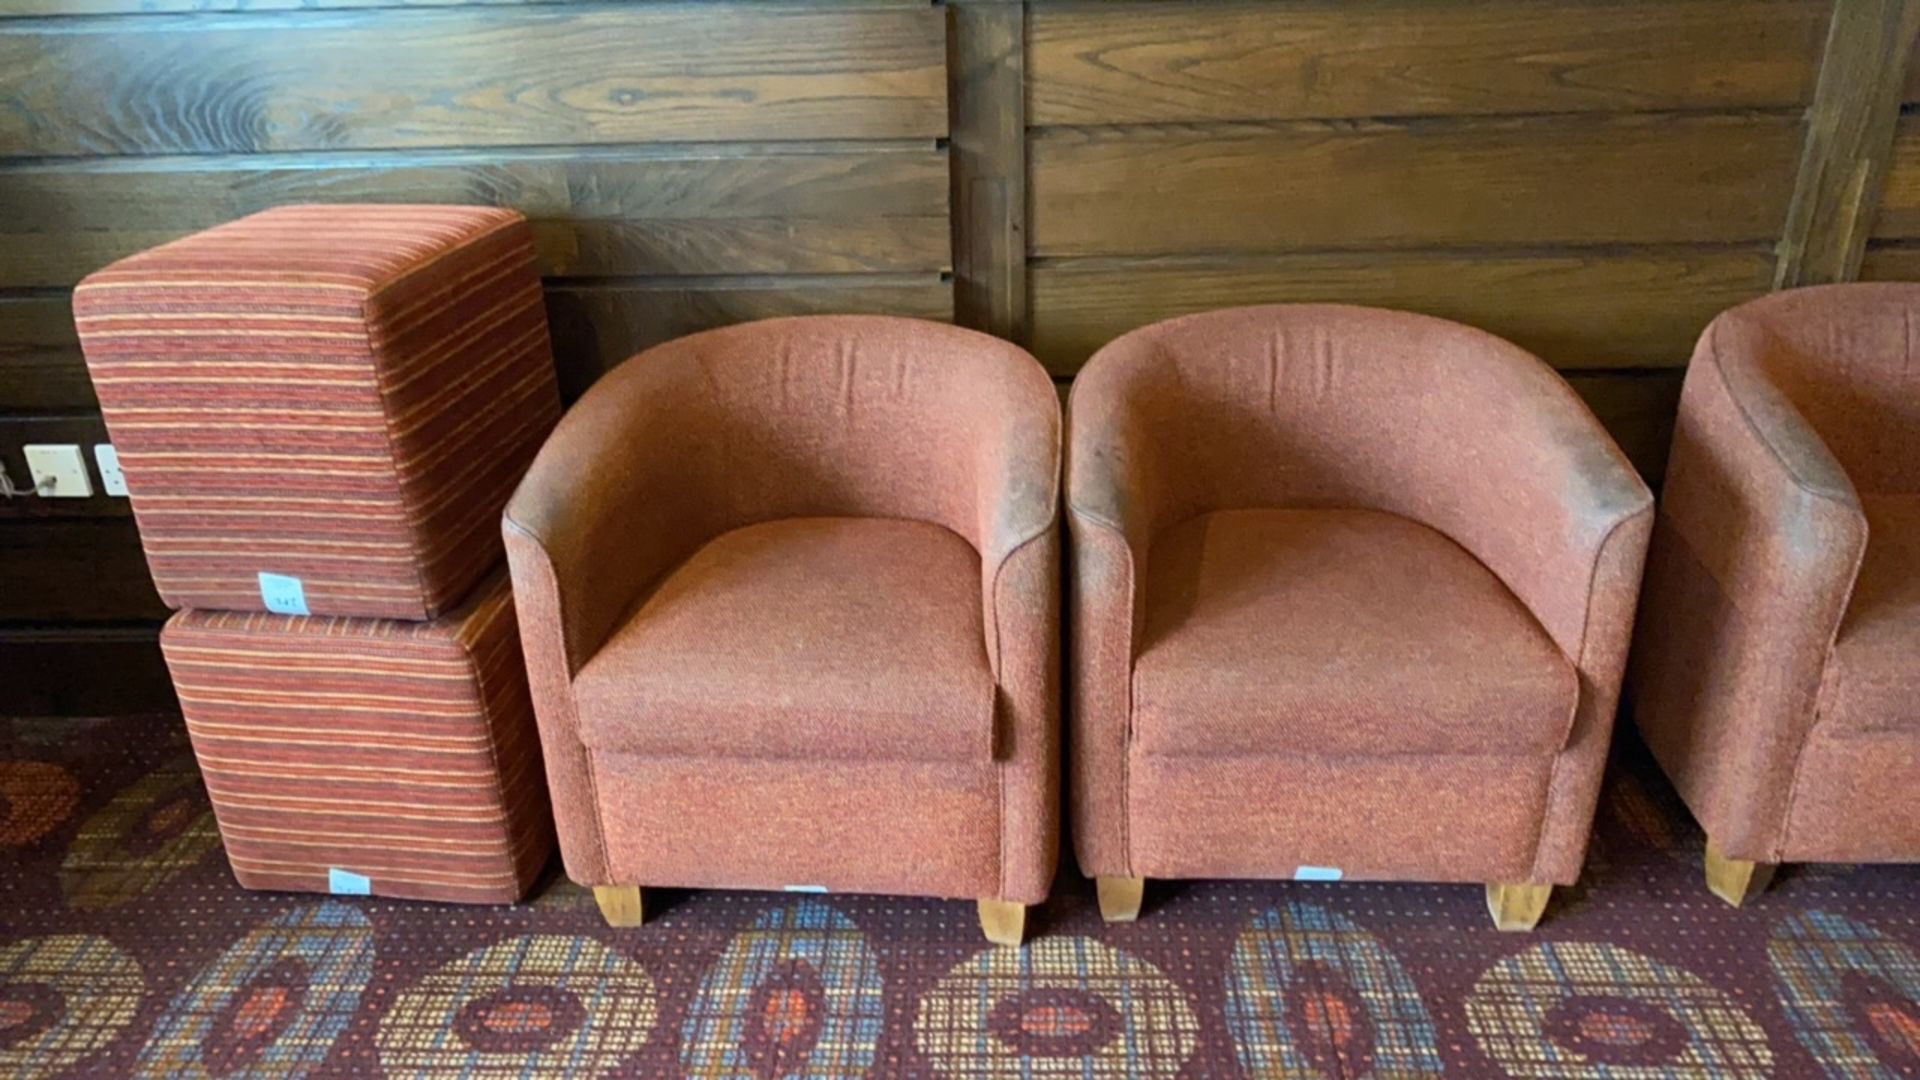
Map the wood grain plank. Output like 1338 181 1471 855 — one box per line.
0 3 947 155
1028 0 1829 126
545 274 954 399
0 145 952 286
0 626 174 718
0 519 165 622
0 413 128 519
949 0 1029 341
1857 241 1920 277
1030 249 1773 376
1565 371 1684 483
1872 115 1920 236
8 275 956 412
1776 0 1920 286
1032 113 1803 258
0 294 92 411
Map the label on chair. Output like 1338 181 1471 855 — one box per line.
1294 866 1344 882
259 572 310 616
783 885 829 893
328 868 372 895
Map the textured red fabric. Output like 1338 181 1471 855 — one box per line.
160 573 554 904
76 205 562 620
505 315 1060 904
1777 728 1920 862
1630 284 1920 864
573 518 995 762
593 754 1001 899
1069 304 1652 886
1130 754 1550 884
1818 496 1920 736
1135 508 1577 758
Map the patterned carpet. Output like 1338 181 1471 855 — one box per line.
2 715 1917 1079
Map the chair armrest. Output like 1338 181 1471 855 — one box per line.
501 350 721 886
1408 353 1654 883
503 354 718 677
1631 317 1868 858
972 360 1063 680
1062 363 1161 879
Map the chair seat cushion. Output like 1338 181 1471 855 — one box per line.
1133 508 1578 758
574 517 995 763
1820 495 1920 735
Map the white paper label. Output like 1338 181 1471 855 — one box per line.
259 572 310 616
783 885 829 893
328 868 371 895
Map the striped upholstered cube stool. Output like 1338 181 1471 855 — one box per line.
160 573 553 904
75 204 562 621
76 205 563 904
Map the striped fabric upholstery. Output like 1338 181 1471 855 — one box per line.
160 573 554 904
76 204 563 620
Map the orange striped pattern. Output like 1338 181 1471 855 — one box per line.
76 204 563 620
160 572 555 904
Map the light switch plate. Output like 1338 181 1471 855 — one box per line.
23 444 93 498
94 444 128 496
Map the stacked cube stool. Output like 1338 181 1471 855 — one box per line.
76 204 563 903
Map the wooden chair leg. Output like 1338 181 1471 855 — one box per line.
977 899 1026 947
1486 883 1553 932
1097 876 1146 923
593 885 644 928
1705 839 1777 908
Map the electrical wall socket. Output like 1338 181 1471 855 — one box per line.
94 444 129 496
23 444 94 498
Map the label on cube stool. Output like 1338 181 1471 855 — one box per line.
258 572 309 616
1293 866 1344 882
328 868 372 895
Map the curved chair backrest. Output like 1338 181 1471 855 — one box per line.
1707 284 1920 496
1071 305 1635 647
539 314 1058 561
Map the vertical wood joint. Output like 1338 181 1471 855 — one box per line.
948 0 1029 343
1775 0 1920 288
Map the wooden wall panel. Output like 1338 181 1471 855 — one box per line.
0 0 957 714
1775 0 1920 285
0 3 946 155
5 0 1916 715
1566 372 1685 482
0 627 176 717
1028 0 1828 126
1857 244 1920 278
1031 251 1775 376
1868 114 1920 239
949 0 1028 340
1 294 92 411
0 519 165 623
1032 114 1801 257
546 277 953 399
0 145 951 287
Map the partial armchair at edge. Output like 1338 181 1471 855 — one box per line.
502 316 1061 946
1630 284 1920 907
1067 304 1655 931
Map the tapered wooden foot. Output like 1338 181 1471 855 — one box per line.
977 899 1026 947
1486 883 1553 932
593 885 644 928
1705 840 1776 907
1097 876 1146 923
